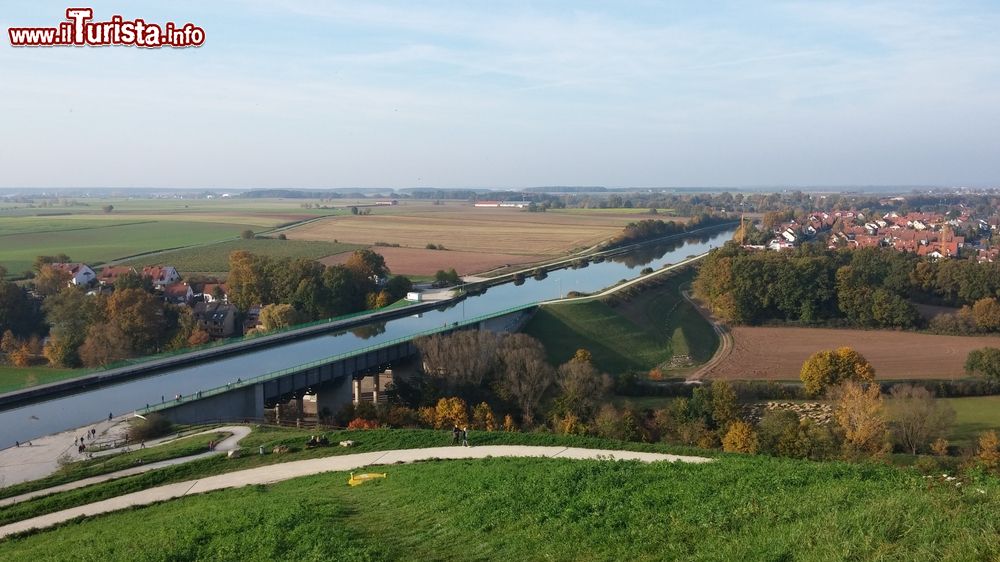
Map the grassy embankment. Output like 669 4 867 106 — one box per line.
523 268 717 374
3 443 1000 560
0 428 711 528
0 366 78 394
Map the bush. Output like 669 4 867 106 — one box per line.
346 418 380 430
240 229 254 239
129 413 173 442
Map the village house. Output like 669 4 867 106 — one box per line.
163 283 194 305
50 263 96 286
193 301 237 338
97 266 137 286
141 265 181 289
200 282 229 303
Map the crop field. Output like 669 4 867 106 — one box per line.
3 451 999 560
286 204 667 256
702 326 1000 380
320 245 544 276
0 198 354 275
126 239 363 274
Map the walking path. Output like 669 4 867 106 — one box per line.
0 426 249 508
681 290 733 381
0 445 710 539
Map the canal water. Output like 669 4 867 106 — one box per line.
1 227 736 444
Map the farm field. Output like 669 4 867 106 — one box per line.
126 239 363 274
320 246 544 277
285 204 669 256
0 198 349 275
702 326 1000 380
942 396 1000 448
3 451 999 560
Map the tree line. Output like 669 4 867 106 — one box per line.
694 243 1000 331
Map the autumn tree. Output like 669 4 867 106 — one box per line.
710 380 739 428
416 331 502 397
34 265 72 296
888 384 956 455
975 430 1000 473
972 297 1000 331
471 402 498 431
800 347 876 397
434 397 469 429
105 288 168 355
227 250 264 312
722 421 759 454
345 249 390 284
259 303 302 331
965 347 1000 380
42 287 102 367
831 380 890 460
555 352 612 419
78 324 131 367
497 333 555 426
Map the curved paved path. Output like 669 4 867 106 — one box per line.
0 445 709 539
0 427 249 508
681 290 734 381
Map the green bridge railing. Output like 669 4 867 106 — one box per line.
135 303 537 416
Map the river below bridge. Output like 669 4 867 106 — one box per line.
1 227 736 444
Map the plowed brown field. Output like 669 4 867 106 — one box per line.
320 246 543 276
702 326 1000 380
287 206 670 256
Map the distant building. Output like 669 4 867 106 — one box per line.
163 283 194 305
201 283 229 303
375 200 398 206
193 301 237 338
50 263 96 286
98 266 137 286
141 265 181 289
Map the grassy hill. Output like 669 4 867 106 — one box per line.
3 448 999 561
523 268 718 374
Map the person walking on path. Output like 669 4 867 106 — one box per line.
451 426 460 445
461 427 470 447
108 412 112 421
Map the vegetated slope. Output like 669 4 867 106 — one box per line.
2 455 998 561
523 269 718 374
524 301 669 372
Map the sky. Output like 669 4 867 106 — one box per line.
1 1 999 189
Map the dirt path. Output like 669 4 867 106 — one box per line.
0 445 710 539
681 290 733 381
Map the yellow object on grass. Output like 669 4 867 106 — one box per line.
348 472 387 486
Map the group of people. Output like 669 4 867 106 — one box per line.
305 434 330 448
452 426 471 447
74 428 97 453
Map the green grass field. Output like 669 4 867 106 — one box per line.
3 450 999 560
942 396 1000 448
0 221 253 275
0 198 354 275
125 239 363 273
523 269 718 373
0 366 79 394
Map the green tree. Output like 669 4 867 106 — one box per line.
800 347 876 397
966 347 1000 380
710 380 739 428
34 264 72 296
42 288 102 367
240 229 255 239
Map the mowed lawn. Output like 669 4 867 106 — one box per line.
0 221 254 274
3 454 1000 561
126 239 364 273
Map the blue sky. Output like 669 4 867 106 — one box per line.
1 1 998 189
